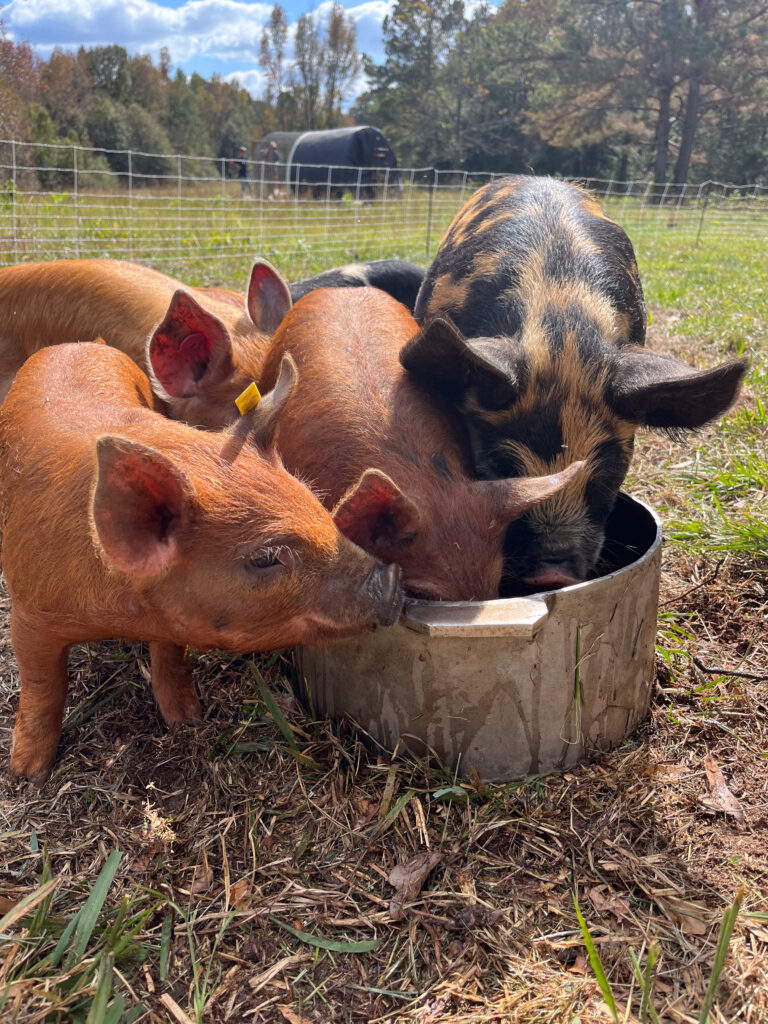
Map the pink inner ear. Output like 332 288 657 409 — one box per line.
178 333 211 378
334 480 398 547
152 331 212 398
248 263 290 333
95 448 187 576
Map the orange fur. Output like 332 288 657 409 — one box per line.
0 341 400 779
259 288 575 601
0 259 276 425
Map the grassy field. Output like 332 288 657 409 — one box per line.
1 182 767 285
0 219 766 1023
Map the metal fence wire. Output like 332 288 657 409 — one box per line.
0 139 766 280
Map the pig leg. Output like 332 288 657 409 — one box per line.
149 641 202 726
10 612 70 781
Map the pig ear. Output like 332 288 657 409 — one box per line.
246 259 292 334
482 461 587 522
400 316 520 410
608 349 748 429
242 353 297 448
149 290 234 399
92 436 194 577
332 469 421 556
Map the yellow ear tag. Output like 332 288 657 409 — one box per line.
235 382 262 415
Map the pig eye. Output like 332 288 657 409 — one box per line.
248 549 283 569
242 544 293 581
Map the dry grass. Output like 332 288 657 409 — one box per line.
1 277 767 1022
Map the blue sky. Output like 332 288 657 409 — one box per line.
0 0 402 98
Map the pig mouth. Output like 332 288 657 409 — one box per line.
522 566 582 590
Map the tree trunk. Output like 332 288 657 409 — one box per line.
653 82 673 188
673 73 701 189
673 0 710 190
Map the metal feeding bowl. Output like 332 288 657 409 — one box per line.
295 493 662 783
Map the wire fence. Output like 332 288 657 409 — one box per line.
0 139 766 281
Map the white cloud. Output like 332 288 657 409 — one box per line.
310 1 393 60
0 0 396 98
2 0 486 101
223 67 266 95
1 0 276 63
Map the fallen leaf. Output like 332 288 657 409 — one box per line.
588 885 632 923
229 877 250 908
701 754 746 826
388 849 442 922
568 953 588 975
277 1006 312 1024
190 859 213 895
658 896 711 936
353 801 379 829
127 853 152 874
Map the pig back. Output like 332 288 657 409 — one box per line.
259 287 474 504
0 260 187 373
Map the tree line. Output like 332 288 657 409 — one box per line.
0 3 360 186
1 0 766 187
356 0 768 184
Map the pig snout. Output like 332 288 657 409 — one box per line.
365 561 404 626
522 560 582 590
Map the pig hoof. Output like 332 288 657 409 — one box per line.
160 699 203 729
165 715 203 732
9 750 54 784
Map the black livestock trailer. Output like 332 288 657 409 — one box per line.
254 126 399 199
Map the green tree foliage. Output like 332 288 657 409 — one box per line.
85 93 129 165
79 45 131 104
513 0 768 185
163 70 206 155
358 0 469 165
0 22 275 185
125 103 173 181
0 5 767 188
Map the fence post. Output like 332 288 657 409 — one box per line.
379 165 390 257
177 154 182 266
404 167 414 247
425 168 437 259
73 144 80 258
353 166 363 254
11 139 18 263
694 181 711 248
127 149 133 260
324 164 332 251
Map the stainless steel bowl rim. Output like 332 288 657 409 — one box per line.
403 491 662 620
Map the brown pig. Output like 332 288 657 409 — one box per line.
0 342 403 781
258 287 585 601
0 257 293 426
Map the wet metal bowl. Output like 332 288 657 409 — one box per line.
295 493 662 782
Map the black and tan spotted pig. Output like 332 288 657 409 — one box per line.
402 175 747 592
